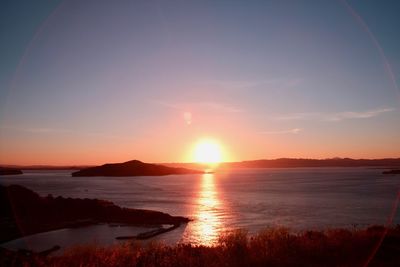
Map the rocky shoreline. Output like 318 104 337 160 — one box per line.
0 185 189 244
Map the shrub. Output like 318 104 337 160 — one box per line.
3 226 399 267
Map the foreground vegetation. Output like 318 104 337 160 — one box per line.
2 225 400 267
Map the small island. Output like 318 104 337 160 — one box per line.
382 169 400 175
0 184 189 243
72 160 203 177
0 167 23 176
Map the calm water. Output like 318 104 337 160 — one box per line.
1 167 399 250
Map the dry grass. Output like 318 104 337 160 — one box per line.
3 225 400 267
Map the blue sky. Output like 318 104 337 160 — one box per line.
1 0 399 164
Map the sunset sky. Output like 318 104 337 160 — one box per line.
1 0 400 165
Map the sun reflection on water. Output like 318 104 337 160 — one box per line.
190 173 224 245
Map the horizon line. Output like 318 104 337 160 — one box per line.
2 156 400 168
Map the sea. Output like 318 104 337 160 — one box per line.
1 167 399 252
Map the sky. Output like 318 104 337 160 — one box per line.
1 0 400 165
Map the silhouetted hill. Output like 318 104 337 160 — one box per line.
0 184 189 243
165 158 400 170
383 169 400 174
0 167 22 175
72 160 203 177
225 158 400 168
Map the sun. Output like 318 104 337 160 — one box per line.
194 139 223 164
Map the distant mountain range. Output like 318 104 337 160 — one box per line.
225 158 400 168
165 158 400 169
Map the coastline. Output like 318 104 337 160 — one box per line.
1 168 398 266
0 185 190 244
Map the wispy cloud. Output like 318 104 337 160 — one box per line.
198 102 243 113
259 128 302 135
0 125 67 134
25 127 69 133
153 100 243 113
207 80 263 90
274 112 317 121
0 125 122 139
206 77 303 90
325 108 395 121
273 108 395 122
